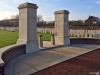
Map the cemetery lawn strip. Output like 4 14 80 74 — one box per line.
0 30 18 48
0 30 51 48
37 32 51 41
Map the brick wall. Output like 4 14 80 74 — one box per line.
2 44 26 63
0 65 4 75
0 44 26 75
70 38 100 44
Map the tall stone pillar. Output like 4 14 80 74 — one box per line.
17 3 39 53
54 10 70 45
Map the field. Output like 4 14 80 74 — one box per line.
0 30 51 48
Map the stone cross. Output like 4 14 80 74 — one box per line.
54 10 70 45
17 3 39 53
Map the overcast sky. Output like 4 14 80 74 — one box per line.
0 0 100 21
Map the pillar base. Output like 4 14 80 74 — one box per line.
17 39 27 44
26 40 39 53
55 36 70 45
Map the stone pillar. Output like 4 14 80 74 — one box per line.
54 10 70 45
39 34 43 47
51 33 55 45
17 3 39 53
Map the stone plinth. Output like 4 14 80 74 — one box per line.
54 10 70 45
51 33 55 45
39 34 43 47
17 3 39 53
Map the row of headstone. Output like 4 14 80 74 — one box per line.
70 29 100 38
0 27 18 31
0 26 100 38
37 28 55 34
1 26 100 38
37 28 100 38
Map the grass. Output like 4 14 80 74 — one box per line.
0 30 18 48
0 30 51 48
37 32 51 41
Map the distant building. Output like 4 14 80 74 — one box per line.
86 16 100 23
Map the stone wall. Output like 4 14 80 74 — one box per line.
70 38 100 44
0 44 26 75
0 66 4 75
2 44 26 63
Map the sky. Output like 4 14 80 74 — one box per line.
0 0 100 21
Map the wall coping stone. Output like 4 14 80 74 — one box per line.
18 2 38 9
54 10 69 14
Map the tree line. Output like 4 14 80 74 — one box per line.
69 20 100 26
0 15 100 27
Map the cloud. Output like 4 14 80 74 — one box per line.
0 10 17 20
13 0 25 4
96 0 100 4
42 14 54 21
13 0 19 3
13 0 33 4
0 0 5 3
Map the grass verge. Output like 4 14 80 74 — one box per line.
0 30 51 48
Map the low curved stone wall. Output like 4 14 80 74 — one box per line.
0 65 4 75
2 44 26 63
0 38 100 75
0 44 26 75
70 38 100 45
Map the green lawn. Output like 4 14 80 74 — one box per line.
0 30 18 48
37 32 51 41
0 30 51 48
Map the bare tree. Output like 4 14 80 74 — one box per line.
37 15 43 22
11 14 19 19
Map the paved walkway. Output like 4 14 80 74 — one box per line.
31 48 100 75
4 44 100 75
